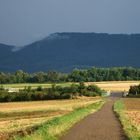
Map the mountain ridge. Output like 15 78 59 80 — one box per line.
0 32 140 72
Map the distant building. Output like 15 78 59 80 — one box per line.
5 88 19 93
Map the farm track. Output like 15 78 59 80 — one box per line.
60 93 128 140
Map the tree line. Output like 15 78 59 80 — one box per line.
0 67 140 84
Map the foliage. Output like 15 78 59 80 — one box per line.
36 85 43 91
0 85 4 90
0 67 140 84
129 84 140 95
0 83 102 102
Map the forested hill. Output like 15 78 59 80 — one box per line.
0 33 140 72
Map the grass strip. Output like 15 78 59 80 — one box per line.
13 100 105 140
114 100 140 140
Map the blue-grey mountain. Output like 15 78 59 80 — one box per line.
0 33 140 72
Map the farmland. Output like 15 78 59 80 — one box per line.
123 99 140 132
0 97 103 140
0 81 140 139
1 83 73 89
1 81 140 91
114 98 140 139
88 81 140 91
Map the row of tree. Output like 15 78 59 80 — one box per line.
0 67 140 84
0 83 102 102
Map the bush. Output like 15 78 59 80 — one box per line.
129 84 140 95
87 85 102 95
36 86 43 91
0 85 4 90
0 83 102 102
23 86 32 93
83 92 97 97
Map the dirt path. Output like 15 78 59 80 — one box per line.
60 93 127 140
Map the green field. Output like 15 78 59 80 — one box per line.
1 83 73 89
2 81 140 91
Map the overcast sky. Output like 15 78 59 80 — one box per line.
0 0 140 46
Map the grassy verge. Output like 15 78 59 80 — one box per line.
114 100 140 140
13 100 105 140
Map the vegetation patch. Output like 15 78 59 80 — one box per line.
0 83 103 102
128 84 140 97
1 67 140 84
114 100 140 140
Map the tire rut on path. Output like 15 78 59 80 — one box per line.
60 93 127 140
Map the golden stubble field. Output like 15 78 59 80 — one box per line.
0 97 101 138
94 81 140 91
123 98 140 131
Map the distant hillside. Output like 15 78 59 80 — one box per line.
0 32 140 72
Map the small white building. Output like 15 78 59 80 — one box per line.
5 88 19 93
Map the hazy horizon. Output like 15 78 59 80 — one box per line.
0 0 140 46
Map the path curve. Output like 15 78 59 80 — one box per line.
60 92 127 140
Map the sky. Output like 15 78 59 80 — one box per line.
0 0 140 46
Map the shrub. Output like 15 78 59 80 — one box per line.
0 85 4 90
0 82 102 102
83 92 97 97
129 84 140 95
36 86 43 91
87 85 102 95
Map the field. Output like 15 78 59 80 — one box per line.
93 81 140 91
1 81 140 139
0 97 102 139
1 81 140 91
1 83 73 89
114 98 140 139
123 98 140 131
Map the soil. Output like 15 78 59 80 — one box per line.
60 92 128 140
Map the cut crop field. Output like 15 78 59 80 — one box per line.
123 98 140 111
123 98 140 131
87 81 140 91
1 81 140 91
115 98 140 139
0 97 102 139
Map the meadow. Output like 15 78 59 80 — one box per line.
1 81 140 91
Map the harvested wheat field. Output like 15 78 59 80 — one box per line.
93 81 140 91
123 98 140 111
123 98 140 132
125 111 140 131
0 97 101 139
0 97 100 112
